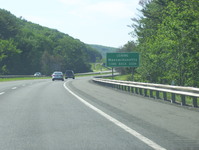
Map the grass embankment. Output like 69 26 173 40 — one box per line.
0 63 110 81
0 77 50 82
105 74 134 81
75 63 111 77
91 63 110 72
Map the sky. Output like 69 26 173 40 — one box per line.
0 0 142 48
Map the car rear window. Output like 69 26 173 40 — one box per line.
54 72 62 75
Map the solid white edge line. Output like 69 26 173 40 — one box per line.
63 82 167 150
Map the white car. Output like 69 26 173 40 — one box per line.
52 71 64 81
34 72 41 77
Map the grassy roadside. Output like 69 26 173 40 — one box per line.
105 74 133 81
0 72 112 81
75 72 111 77
0 77 50 82
90 63 110 72
0 63 111 82
0 72 111 82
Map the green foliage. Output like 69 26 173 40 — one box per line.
89 44 119 59
91 63 109 72
0 76 50 82
0 9 101 75
115 41 137 75
0 39 21 74
130 0 199 87
0 9 20 39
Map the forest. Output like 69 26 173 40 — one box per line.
89 44 119 59
1 0 199 87
0 9 102 75
122 0 199 87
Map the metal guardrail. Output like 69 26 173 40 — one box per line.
92 78 199 108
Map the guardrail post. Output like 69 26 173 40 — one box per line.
171 93 176 103
144 89 147 97
125 86 127 91
111 83 114 88
192 97 198 107
156 91 160 99
181 95 186 106
131 87 134 94
106 82 109 87
135 88 138 94
128 86 131 92
139 88 143 95
150 90 153 98
110 83 112 88
163 92 167 101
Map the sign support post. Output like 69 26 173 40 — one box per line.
112 68 114 79
132 67 135 81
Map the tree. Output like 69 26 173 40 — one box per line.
130 0 199 86
0 39 21 74
0 8 101 75
0 9 20 39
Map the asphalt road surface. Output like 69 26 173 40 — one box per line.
0 77 199 150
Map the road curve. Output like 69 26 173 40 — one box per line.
0 77 199 150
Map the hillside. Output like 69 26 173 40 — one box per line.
0 9 102 75
89 44 119 59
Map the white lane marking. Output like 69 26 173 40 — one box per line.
12 87 17 90
63 82 167 150
0 92 5 95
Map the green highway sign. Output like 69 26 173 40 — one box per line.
106 52 140 67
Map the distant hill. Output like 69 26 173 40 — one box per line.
89 44 119 59
0 9 101 75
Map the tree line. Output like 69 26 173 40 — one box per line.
0 9 102 75
122 0 199 87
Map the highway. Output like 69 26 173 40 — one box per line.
0 77 199 150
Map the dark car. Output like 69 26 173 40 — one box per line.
52 71 64 81
65 70 75 79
